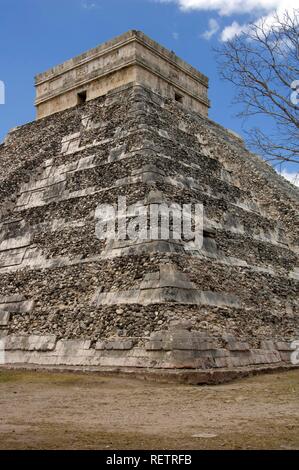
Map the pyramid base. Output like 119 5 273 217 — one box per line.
0 363 298 385
0 329 297 384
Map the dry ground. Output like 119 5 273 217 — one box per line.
0 369 298 450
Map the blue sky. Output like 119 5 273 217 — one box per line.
0 0 297 183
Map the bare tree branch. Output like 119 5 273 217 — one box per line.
215 9 299 165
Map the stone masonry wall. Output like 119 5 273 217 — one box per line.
0 84 298 375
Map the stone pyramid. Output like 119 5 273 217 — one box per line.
0 31 298 383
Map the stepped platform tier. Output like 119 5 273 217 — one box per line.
0 32 298 383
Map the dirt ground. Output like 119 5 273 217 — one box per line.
0 369 298 450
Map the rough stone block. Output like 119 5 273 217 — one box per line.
5 335 57 351
0 312 10 326
107 339 135 350
145 340 163 351
200 291 240 308
260 340 276 350
149 331 164 341
0 234 31 252
143 272 160 281
0 299 34 314
226 340 250 352
279 351 292 362
55 339 91 355
275 341 294 351
0 248 26 268
77 155 95 170
163 331 218 351
214 357 231 368
168 320 193 331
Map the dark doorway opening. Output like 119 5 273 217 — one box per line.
174 92 183 103
77 90 87 105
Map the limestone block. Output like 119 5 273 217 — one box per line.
168 350 214 369
268 351 281 362
61 132 80 143
23 190 44 208
109 145 126 162
52 161 78 176
106 339 135 350
68 187 96 199
0 248 26 268
260 340 276 350
145 340 163 351
159 278 197 290
61 133 80 154
95 341 107 350
209 348 230 358
39 166 53 179
214 357 232 368
226 340 250 352
254 354 271 365
77 155 96 170
200 291 240 308
168 320 193 331
221 169 233 184
275 341 294 351
43 181 66 200
0 294 34 314
5 335 57 351
162 330 217 351
0 299 33 314
279 351 292 362
138 289 163 305
0 312 10 326
149 331 164 341
162 287 199 304
229 355 251 367
140 280 160 290
16 192 31 207
54 339 91 356
21 174 66 193
0 234 31 252
143 272 160 282
0 294 26 304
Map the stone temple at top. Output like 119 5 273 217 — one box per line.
35 30 210 119
0 31 298 383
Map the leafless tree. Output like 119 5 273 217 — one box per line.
215 9 299 166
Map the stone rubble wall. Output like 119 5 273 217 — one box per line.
0 84 298 374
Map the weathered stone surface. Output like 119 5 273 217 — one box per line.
0 32 298 375
5 335 57 351
0 312 10 327
35 31 209 119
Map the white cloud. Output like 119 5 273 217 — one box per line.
201 18 220 40
220 21 249 41
156 0 298 40
160 0 296 16
172 32 180 40
81 1 98 9
280 170 299 187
